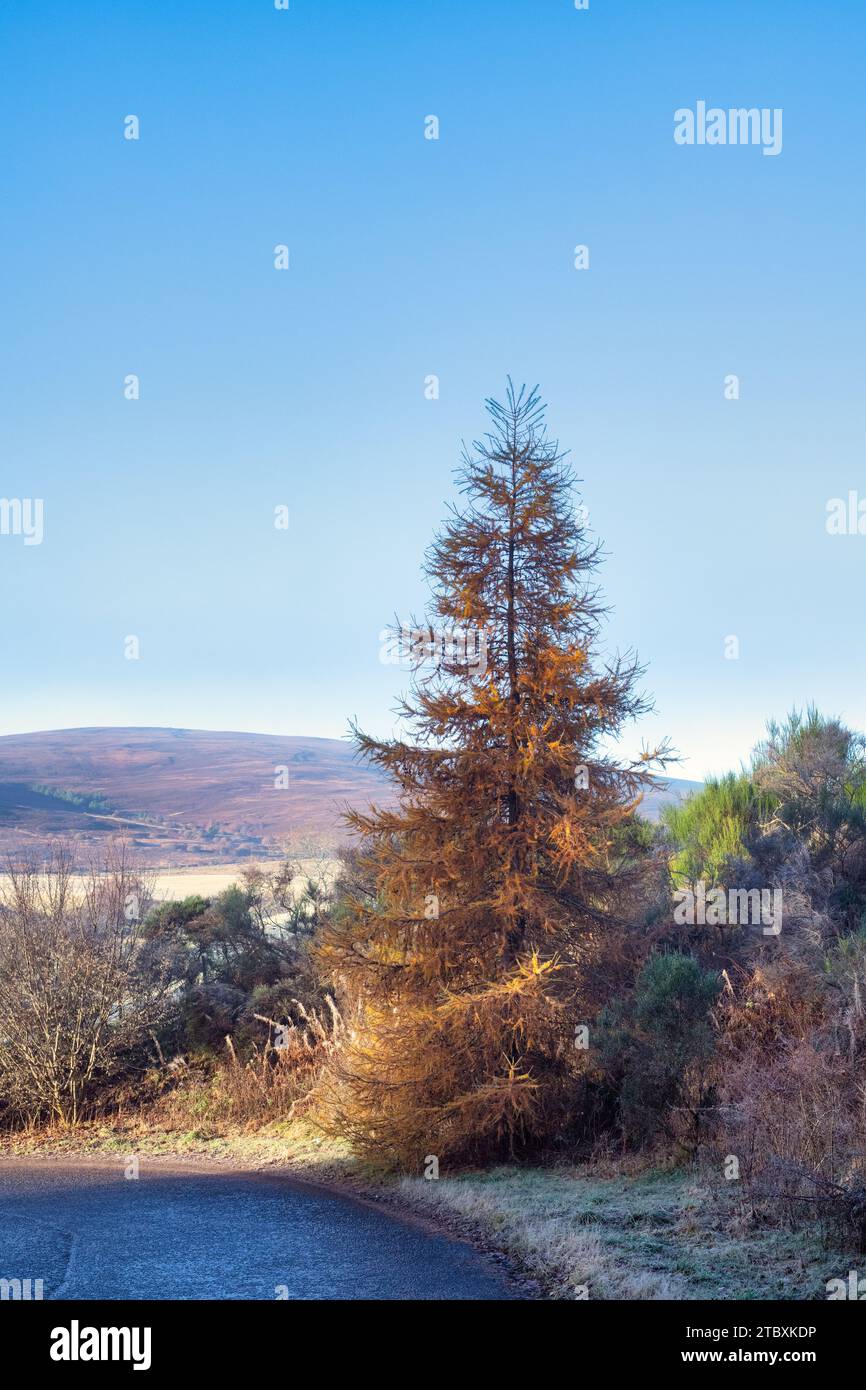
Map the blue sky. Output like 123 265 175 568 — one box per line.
1 0 864 779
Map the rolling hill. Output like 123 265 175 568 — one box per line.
0 727 702 867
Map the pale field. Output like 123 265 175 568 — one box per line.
0 859 340 904
148 859 339 901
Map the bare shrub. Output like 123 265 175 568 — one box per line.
0 846 176 1125
708 952 866 1249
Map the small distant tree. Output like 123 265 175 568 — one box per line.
321 383 671 1167
752 708 866 877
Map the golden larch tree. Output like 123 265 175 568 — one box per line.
321 382 670 1168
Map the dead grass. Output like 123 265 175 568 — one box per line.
1 1109 354 1178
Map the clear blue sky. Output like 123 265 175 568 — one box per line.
1 0 864 779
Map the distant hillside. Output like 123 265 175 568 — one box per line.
0 727 701 867
639 776 704 821
0 728 392 865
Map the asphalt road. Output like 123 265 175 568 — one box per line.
0 1159 516 1300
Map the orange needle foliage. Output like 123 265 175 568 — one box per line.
320 383 672 1169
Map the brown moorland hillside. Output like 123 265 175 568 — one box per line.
0 727 701 868
0 727 393 866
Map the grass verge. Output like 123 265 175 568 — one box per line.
2 1118 853 1301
